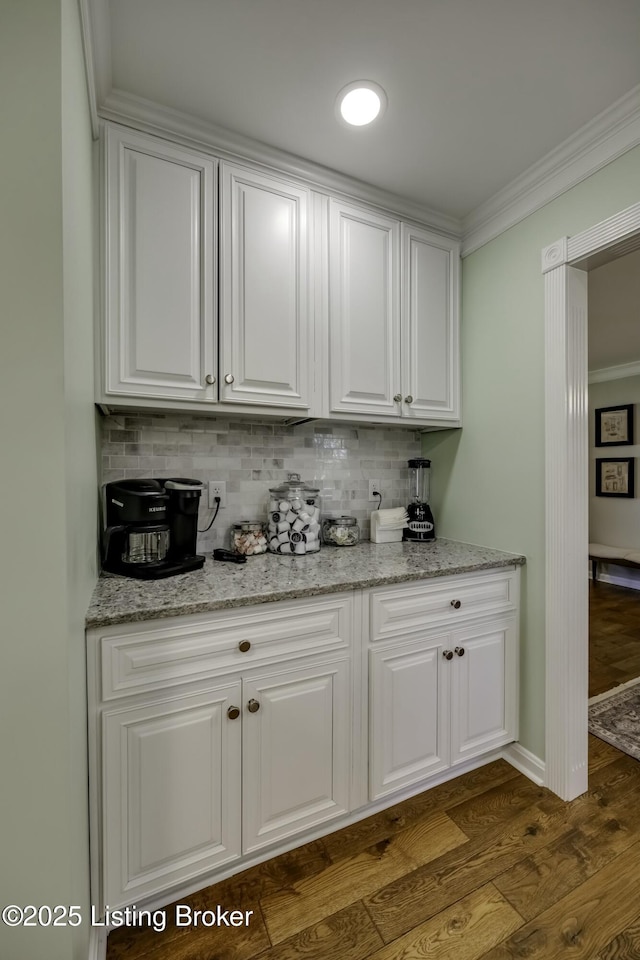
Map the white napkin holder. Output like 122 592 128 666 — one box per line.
370 509 406 543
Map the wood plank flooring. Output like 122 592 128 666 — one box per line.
589 580 640 697
107 583 640 960
106 743 640 960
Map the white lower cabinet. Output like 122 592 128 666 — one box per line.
369 616 517 801
242 657 351 853
92 594 355 910
101 654 351 908
370 633 450 799
449 618 517 764
102 680 242 908
368 571 519 801
89 568 519 912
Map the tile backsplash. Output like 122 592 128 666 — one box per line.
100 412 422 553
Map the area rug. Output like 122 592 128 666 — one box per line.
589 678 640 761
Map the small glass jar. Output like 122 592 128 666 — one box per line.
322 516 360 547
229 520 268 556
267 473 321 555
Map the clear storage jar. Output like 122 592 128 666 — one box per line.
321 516 360 547
229 520 268 556
267 473 321 555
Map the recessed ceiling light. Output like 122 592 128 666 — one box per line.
336 80 387 127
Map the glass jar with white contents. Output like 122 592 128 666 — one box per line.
267 473 321 555
229 521 268 556
322 516 360 547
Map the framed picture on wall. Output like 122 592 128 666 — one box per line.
595 457 635 498
595 404 634 446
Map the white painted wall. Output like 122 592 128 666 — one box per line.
424 145 640 762
0 2 97 957
589 375 640 589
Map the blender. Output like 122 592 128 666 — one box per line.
402 458 436 542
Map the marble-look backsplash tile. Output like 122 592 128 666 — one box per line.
100 413 422 552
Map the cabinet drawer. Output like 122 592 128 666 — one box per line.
99 594 354 700
370 569 517 641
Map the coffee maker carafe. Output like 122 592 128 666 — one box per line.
402 458 436 542
102 478 205 579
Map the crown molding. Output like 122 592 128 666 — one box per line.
98 90 462 238
78 0 111 141
589 360 640 384
462 85 640 257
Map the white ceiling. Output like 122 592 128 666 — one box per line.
105 0 640 222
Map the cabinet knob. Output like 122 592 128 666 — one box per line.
224 373 235 384
205 374 216 385
455 647 465 657
247 698 261 713
238 640 251 653
404 395 414 404
450 599 462 609
443 650 453 661
227 706 240 720
393 393 402 403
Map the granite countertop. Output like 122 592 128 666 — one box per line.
86 539 525 629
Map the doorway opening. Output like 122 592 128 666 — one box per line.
542 201 640 801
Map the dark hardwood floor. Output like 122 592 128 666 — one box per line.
589 579 640 697
106 581 640 960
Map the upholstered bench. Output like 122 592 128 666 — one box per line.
589 543 640 581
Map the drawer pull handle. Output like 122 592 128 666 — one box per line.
404 395 414 404
450 599 462 609
393 393 402 402
238 640 251 653
247 699 261 713
455 646 465 657
443 650 453 661
225 373 235 384
227 706 240 720
205 374 216 385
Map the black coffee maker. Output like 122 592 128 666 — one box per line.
102 478 205 579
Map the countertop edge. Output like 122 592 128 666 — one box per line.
85 552 525 630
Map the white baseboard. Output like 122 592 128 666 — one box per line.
87 926 107 960
502 742 545 785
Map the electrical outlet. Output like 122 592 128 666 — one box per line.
368 479 380 501
208 480 226 509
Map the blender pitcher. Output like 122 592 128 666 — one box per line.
402 458 436 542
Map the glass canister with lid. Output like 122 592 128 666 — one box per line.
267 473 321 555
229 520 268 556
322 516 360 547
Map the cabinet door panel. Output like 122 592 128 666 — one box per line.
370 637 449 800
221 164 310 407
105 126 216 401
242 658 350 852
329 201 400 416
402 225 459 420
450 619 517 763
102 682 241 907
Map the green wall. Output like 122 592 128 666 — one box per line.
0 2 97 957
62 0 98 955
425 147 640 760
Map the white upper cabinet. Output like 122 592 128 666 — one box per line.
328 199 401 417
100 123 460 424
327 200 460 424
401 224 460 421
103 125 217 402
220 164 311 408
